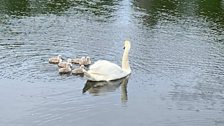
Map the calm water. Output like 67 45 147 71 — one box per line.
0 0 224 125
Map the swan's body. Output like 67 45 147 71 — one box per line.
49 55 62 64
83 40 131 81
84 60 128 81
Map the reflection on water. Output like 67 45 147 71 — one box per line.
73 0 118 17
133 0 224 30
83 76 129 102
0 0 30 16
0 0 224 126
197 0 224 31
133 0 179 26
0 0 118 18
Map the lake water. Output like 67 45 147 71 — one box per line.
0 0 224 126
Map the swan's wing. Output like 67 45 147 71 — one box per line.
89 60 115 69
86 60 127 81
88 60 122 74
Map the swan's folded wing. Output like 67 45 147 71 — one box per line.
89 60 122 73
87 60 127 81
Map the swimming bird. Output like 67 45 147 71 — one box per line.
58 63 72 74
72 65 85 74
78 57 85 65
79 56 91 66
83 40 131 81
49 55 63 64
85 56 92 65
58 58 72 68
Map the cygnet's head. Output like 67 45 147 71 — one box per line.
80 65 85 68
58 58 63 63
86 56 90 61
68 63 72 67
58 55 65 60
81 57 85 60
123 40 131 50
67 58 72 63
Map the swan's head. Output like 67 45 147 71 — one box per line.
123 40 131 50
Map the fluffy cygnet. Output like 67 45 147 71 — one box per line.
58 63 72 74
72 65 85 74
49 55 63 64
85 56 91 65
79 56 91 66
58 58 71 68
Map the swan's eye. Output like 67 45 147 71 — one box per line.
123 47 125 49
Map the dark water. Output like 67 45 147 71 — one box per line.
0 0 224 125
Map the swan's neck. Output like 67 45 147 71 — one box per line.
122 48 131 74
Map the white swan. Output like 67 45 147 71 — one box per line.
83 40 131 81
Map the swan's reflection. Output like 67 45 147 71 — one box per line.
83 76 129 103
